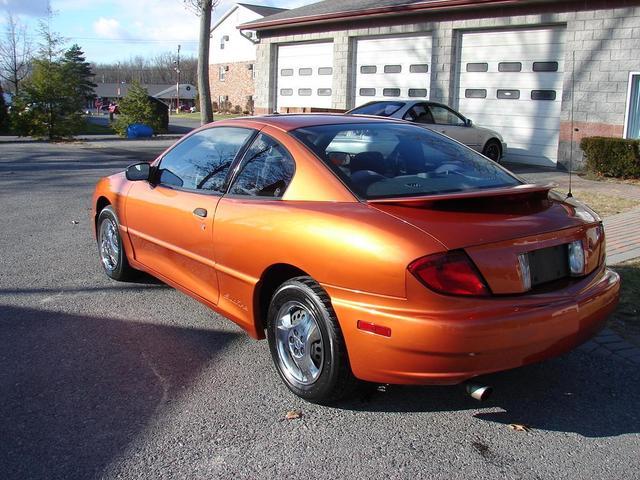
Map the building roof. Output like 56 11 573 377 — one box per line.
94 83 196 99
237 3 288 17
212 2 288 32
239 0 556 30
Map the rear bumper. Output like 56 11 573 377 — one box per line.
329 268 619 385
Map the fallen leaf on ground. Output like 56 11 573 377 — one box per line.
508 423 532 432
285 410 302 420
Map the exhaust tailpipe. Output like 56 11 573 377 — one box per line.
465 382 493 401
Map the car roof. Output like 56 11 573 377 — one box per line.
219 113 407 132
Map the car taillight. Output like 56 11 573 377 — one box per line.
408 250 490 297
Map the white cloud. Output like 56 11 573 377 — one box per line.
93 17 129 40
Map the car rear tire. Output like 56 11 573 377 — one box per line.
482 139 502 162
266 276 357 404
97 206 137 281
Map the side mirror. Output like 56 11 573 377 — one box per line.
465 118 473 127
125 162 151 181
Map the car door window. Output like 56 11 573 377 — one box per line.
403 104 434 124
157 127 254 192
427 105 466 126
229 133 295 198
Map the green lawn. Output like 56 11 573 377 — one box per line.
172 112 246 121
79 120 115 135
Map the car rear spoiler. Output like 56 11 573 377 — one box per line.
366 184 556 206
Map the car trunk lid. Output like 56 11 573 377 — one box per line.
368 185 604 294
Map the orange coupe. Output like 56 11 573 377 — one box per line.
92 115 620 403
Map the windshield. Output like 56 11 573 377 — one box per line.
291 123 521 199
349 102 405 117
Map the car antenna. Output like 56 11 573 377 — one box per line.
567 50 576 198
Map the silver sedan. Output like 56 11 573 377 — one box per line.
347 100 506 162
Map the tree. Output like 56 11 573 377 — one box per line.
0 84 7 131
9 9 84 139
113 82 162 136
0 12 32 94
62 44 97 104
185 0 221 125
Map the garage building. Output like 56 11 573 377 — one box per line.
241 0 640 169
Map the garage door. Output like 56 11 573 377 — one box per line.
354 35 432 107
277 42 333 111
457 27 566 165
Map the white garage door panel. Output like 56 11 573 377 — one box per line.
277 42 333 110
355 35 432 105
458 27 566 166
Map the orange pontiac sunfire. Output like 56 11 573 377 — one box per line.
92 114 620 403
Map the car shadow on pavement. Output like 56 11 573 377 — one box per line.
0 305 242 480
338 351 640 438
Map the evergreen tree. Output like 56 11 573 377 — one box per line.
113 82 162 136
0 83 7 131
62 44 96 103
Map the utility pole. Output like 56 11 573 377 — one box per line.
174 44 181 113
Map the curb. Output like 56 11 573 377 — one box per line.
578 328 640 365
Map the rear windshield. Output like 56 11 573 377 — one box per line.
349 102 405 117
291 123 520 199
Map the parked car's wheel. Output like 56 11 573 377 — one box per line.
267 276 357 403
482 139 502 162
97 206 137 281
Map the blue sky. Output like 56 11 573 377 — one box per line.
1 0 313 63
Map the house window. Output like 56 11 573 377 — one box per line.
280 68 293 76
497 89 520 99
318 67 333 75
383 88 400 97
408 88 427 97
531 90 556 101
280 88 293 96
299 68 312 76
498 62 522 72
409 64 428 73
465 89 487 99
360 65 376 74
466 63 488 72
384 65 401 73
533 61 559 72
625 73 640 139
219 66 226 81
317 88 332 96
359 88 375 96
298 88 312 96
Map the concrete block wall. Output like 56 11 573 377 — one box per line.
253 4 640 169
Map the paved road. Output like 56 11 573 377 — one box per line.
0 141 639 480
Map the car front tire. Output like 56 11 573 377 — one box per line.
482 139 502 162
97 206 137 281
266 276 357 404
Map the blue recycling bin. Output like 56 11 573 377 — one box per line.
126 123 154 138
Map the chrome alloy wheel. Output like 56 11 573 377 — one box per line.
99 218 119 272
275 301 324 386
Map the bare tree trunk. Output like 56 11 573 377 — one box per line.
197 0 213 125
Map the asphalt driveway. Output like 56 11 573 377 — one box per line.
0 140 638 479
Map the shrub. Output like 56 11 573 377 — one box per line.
233 104 242 114
581 136 640 179
211 101 219 112
113 82 162 137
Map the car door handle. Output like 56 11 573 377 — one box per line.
193 208 207 218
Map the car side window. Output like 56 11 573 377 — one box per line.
229 133 295 198
428 105 466 127
157 127 254 192
403 104 434 124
